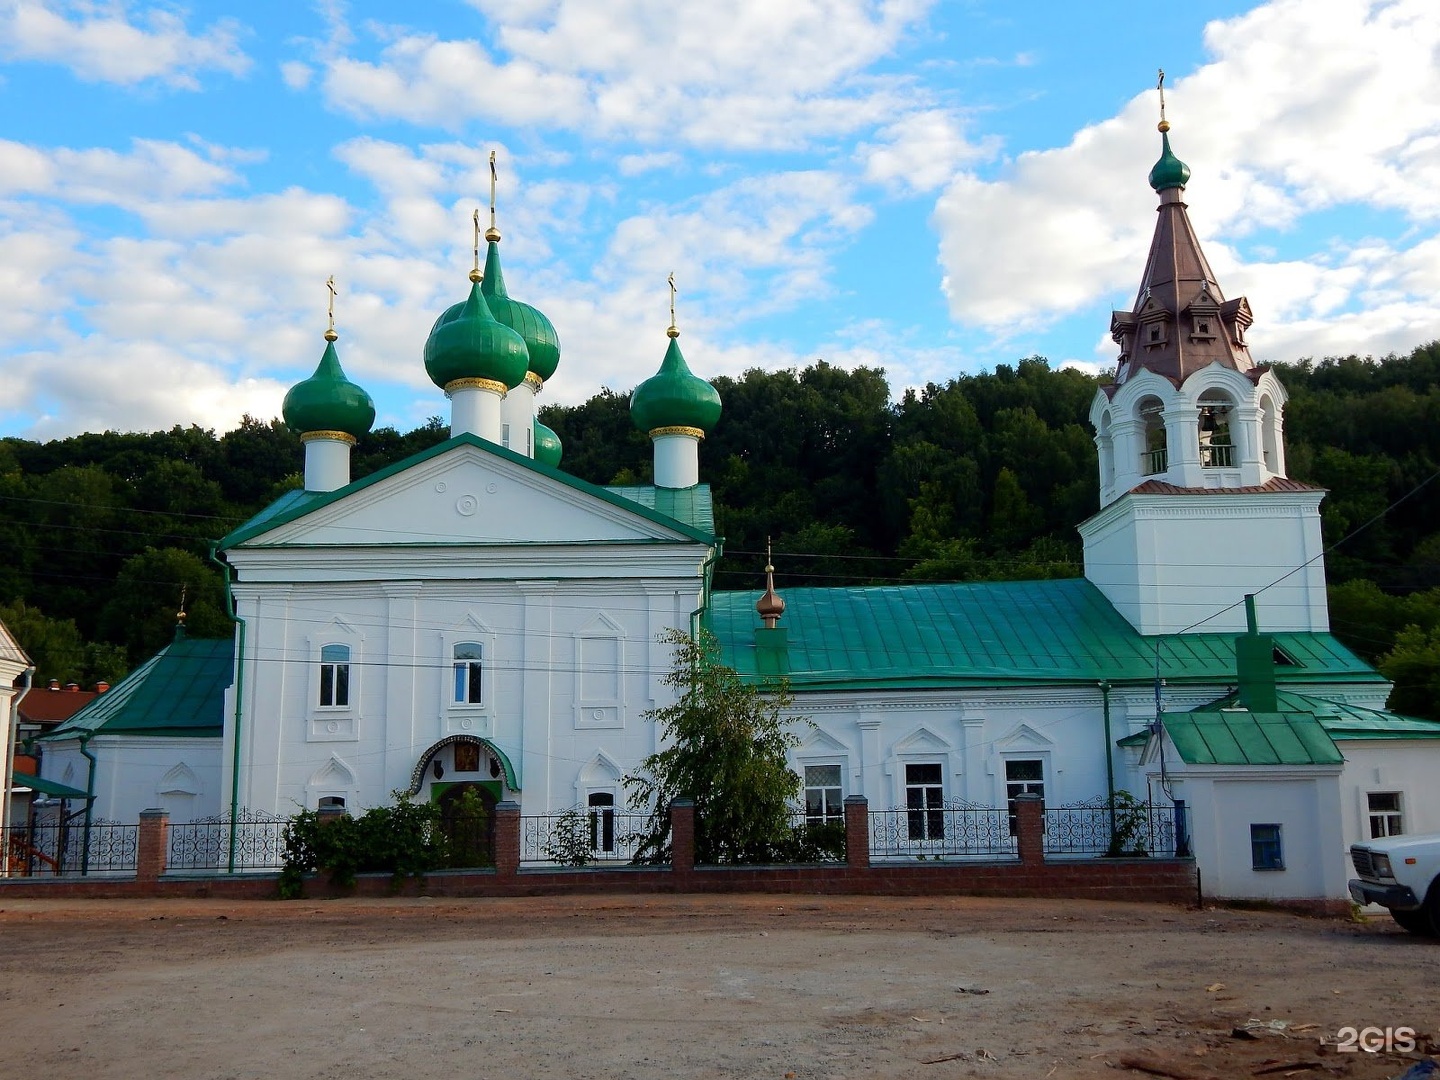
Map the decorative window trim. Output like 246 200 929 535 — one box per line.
307 623 363 742
801 762 845 825
1366 792 1403 839
574 614 627 729
439 620 498 736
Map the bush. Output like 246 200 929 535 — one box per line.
277 793 451 898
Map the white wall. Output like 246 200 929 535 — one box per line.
1338 740 1440 846
39 736 221 823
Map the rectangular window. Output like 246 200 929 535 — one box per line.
319 644 350 707
502 423 511 448
905 763 944 841
452 643 483 705
1368 793 1403 838
1005 759 1044 835
1251 823 1284 870
588 792 615 852
804 765 843 825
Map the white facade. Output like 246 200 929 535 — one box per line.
37 736 220 824
220 437 713 818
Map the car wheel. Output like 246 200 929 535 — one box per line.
1391 907 1435 936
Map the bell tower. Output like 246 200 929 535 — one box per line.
1079 75 1328 635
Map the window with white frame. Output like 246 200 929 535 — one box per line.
452 642 484 705
905 762 944 841
319 644 351 707
1368 792 1403 838
587 792 616 852
804 765 843 825
1005 758 1044 835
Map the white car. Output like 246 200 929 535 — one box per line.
1349 832 1440 936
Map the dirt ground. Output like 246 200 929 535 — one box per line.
0 894 1435 1080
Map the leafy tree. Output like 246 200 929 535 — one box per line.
0 598 127 686
624 629 805 865
98 547 231 665
1379 624 1440 722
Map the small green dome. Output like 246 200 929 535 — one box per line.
481 241 561 382
630 333 722 434
533 418 562 468
282 338 376 438
1148 131 1191 192
424 281 530 391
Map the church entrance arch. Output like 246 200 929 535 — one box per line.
407 735 518 869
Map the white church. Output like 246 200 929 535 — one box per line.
38 117 1440 902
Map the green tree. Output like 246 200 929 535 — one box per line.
98 547 232 665
624 629 804 865
1379 624 1440 722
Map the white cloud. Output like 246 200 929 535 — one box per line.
859 109 995 194
617 151 680 177
934 0 1440 368
0 1 250 88
280 60 312 90
319 0 937 148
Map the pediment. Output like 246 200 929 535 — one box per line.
157 761 201 796
309 755 355 787
234 441 705 549
993 723 1053 753
892 725 951 755
797 728 848 754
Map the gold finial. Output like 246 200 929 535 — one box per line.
485 150 501 243
756 536 785 629
1157 68 1170 133
177 584 188 625
470 209 482 283
666 271 679 338
325 276 338 342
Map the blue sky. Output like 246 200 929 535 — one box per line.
1 0 1438 440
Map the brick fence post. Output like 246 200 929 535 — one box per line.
1014 794 1044 866
494 800 520 876
844 795 869 870
137 808 169 882
669 798 695 875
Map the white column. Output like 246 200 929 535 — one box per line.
1163 403 1203 487
382 584 420 794
302 434 354 492
1109 418 1142 499
448 380 506 442
517 580 556 813
1233 404 1263 486
652 429 701 489
857 719 884 806
501 374 541 457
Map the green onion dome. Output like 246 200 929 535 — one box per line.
282 336 376 439
533 418 563 468
1148 129 1191 192
424 279 530 391
481 241 561 383
630 332 722 434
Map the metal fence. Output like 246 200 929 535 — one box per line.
167 815 288 872
868 805 1016 860
2 821 139 876
519 808 650 866
1043 801 1186 858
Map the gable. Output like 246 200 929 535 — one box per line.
226 437 713 550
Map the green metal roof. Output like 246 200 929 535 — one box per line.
220 433 718 549
12 771 91 799
603 483 715 535
44 636 232 740
707 577 1376 691
1195 688 1440 742
1161 710 1344 766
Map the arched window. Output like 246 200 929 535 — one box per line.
1197 391 1234 467
1138 397 1167 476
453 642 484 705
588 792 616 852
319 644 350 707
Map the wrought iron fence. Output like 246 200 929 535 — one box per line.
1043 800 1186 857
167 812 288 871
1 821 138 876
868 804 1016 860
519 807 650 866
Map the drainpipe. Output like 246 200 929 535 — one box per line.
688 544 722 642
79 732 97 876
209 542 246 874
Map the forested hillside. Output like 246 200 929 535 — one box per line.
3 343 1438 717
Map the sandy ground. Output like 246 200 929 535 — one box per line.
0 894 1435 1080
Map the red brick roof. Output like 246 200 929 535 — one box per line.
17 687 100 725
1128 477 1324 496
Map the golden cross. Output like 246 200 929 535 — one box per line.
326 276 336 335
472 208 481 278
1157 68 1167 125
668 271 677 331
489 150 498 232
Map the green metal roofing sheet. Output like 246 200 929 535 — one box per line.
221 433 716 548
45 636 232 740
603 483 715 535
11 771 90 799
1162 710 1344 766
1195 688 1440 742
708 577 1376 691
